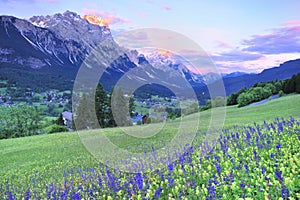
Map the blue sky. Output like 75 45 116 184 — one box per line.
1 0 300 73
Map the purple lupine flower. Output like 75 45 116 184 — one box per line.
215 163 222 173
281 187 290 198
253 150 257 159
135 173 143 190
25 188 30 200
246 131 251 140
270 123 276 131
214 155 220 162
168 163 174 173
207 184 216 199
98 176 102 187
275 170 283 181
154 187 162 199
244 164 249 173
278 123 283 132
261 167 266 174
276 142 281 149
240 182 245 188
168 177 175 187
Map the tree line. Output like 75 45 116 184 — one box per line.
73 83 135 130
201 72 300 109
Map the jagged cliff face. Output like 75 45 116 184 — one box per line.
0 11 133 91
0 15 69 68
28 11 113 65
0 11 116 69
0 11 202 92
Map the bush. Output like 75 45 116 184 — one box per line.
146 117 152 124
278 90 284 97
137 120 142 125
43 124 68 134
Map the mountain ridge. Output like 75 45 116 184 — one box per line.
0 11 299 99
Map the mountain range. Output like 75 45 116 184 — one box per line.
0 11 300 101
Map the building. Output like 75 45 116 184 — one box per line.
62 111 72 129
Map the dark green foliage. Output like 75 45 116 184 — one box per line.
107 87 116 127
223 73 300 108
227 87 247 106
0 105 42 139
128 92 135 118
278 90 284 97
95 83 108 128
283 73 300 94
182 102 199 115
227 93 239 106
43 124 68 134
211 96 226 108
56 113 64 126
166 107 181 119
295 73 300 93
74 93 95 130
111 87 131 127
264 83 277 94
146 117 152 124
237 92 254 107
284 75 296 94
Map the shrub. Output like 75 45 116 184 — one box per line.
146 117 152 124
43 124 68 134
278 90 284 97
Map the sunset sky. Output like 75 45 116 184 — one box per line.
1 0 300 73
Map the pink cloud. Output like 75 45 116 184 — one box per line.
215 40 231 48
82 8 131 25
282 20 300 26
243 25 300 54
215 53 300 74
162 4 171 10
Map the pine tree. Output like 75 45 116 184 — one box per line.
295 73 300 93
128 91 135 117
107 87 116 127
284 75 296 94
94 83 108 128
111 87 130 127
57 113 64 126
74 93 93 130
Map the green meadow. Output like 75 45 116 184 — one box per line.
0 94 299 198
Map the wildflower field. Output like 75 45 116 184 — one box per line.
0 95 300 199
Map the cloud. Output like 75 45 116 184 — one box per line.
215 53 300 74
162 4 171 10
82 8 131 25
215 40 231 48
212 50 264 62
242 24 300 54
282 20 300 26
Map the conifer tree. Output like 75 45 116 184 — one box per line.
94 83 108 128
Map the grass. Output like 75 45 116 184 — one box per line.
0 94 299 191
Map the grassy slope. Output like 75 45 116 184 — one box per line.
0 94 299 185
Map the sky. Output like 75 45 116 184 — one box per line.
1 0 300 74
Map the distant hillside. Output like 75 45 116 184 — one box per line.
222 59 300 95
